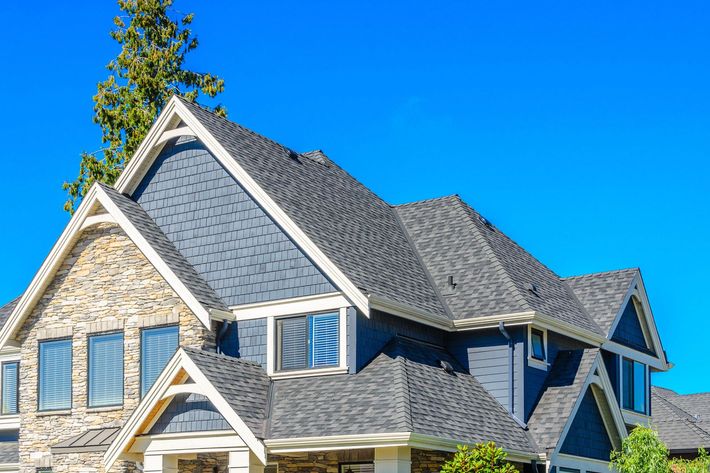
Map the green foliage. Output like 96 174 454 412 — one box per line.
440 443 518 473
610 425 670 473
670 449 710 473
63 0 225 214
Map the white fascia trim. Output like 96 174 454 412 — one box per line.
105 349 267 470
368 295 453 331
265 433 541 462
115 96 369 317
603 340 666 371
551 354 627 460
80 213 117 231
452 312 535 331
232 292 349 321
534 313 606 346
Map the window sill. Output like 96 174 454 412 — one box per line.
37 409 72 417
621 408 650 426
87 405 123 413
528 357 549 371
270 366 348 380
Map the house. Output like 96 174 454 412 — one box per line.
652 387 710 459
0 96 671 473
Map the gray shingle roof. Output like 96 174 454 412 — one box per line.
0 296 20 333
527 348 599 454
0 441 18 464
178 98 449 320
183 347 271 438
268 336 537 453
395 196 602 334
99 183 228 312
652 386 710 453
52 427 120 453
564 269 638 335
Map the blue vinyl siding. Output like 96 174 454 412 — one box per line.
603 350 619 401
1 362 18 415
39 339 72 411
447 327 524 418
235 318 267 367
612 300 654 354
560 388 614 461
149 393 230 434
141 326 179 397
88 333 124 407
133 138 335 306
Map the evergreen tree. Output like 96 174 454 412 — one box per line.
63 0 225 214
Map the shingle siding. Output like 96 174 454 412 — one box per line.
148 393 230 435
133 138 335 307
611 300 653 354
448 327 524 418
235 318 268 368
560 388 614 461
603 350 620 401
356 310 445 371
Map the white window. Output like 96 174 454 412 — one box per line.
341 464 374 473
527 326 548 370
276 312 339 371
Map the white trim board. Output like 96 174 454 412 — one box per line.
104 348 267 471
0 183 224 348
114 96 370 317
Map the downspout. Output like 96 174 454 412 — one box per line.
498 321 514 415
216 321 231 354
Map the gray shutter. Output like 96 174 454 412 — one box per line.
278 317 307 371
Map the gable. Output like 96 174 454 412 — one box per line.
560 388 614 461
133 137 335 307
611 298 654 354
149 392 230 435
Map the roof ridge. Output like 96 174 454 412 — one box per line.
563 267 640 281
394 194 460 208
450 196 533 312
394 353 414 432
653 388 700 422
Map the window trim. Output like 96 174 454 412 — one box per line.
339 462 375 473
37 337 73 413
0 360 19 416
527 325 549 371
267 307 348 379
139 324 179 399
619 356 648 415
87 331 125 409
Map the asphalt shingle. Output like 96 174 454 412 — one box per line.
0 297 20 333
652 386 710 453
564 269 638 335
0 441 18 464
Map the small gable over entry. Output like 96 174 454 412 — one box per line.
611 297 655 355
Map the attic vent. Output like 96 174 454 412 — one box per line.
524 282 539 296
439 360 454 374
478 215 494 230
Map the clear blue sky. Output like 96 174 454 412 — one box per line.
0 1 707 393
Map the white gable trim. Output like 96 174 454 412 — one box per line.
550 353 627 464
604 273 669 370
0 184 221 348
113 96 370 317
104 348 267 471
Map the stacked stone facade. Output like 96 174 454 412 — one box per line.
16 223 214 473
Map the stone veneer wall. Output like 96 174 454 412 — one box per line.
269 450 374 473
17 223 215 473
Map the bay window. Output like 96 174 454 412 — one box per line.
622 357 647 413
39 339 72 411
276 312 339 372
88 332 124 407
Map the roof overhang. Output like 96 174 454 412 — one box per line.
0 183 230 348
104 348 267 471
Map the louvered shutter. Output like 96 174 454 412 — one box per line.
278 317 307 371
308 313 339 368
89 333 124 407
1 362 18 415
141 326 179 397
39 339 72 411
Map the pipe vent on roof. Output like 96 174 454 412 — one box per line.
524 282 539 296
439 360 454 374
478 215 495 230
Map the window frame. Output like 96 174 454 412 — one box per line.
267 307 348 379
275 311 341 373
87 331 125 409
527 325 549 371
139 324 179 399
0 360 19 416
339 462 375 473
37 337 73 412
620 356 648 414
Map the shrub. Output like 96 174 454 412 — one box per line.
610 425 670 473
670 449 710 473
440 443 517 473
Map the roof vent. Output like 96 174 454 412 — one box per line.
447 275 457 289
524 282 539 296
478 215 494 230
439 360 454 374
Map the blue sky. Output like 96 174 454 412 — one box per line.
0 1 708 392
